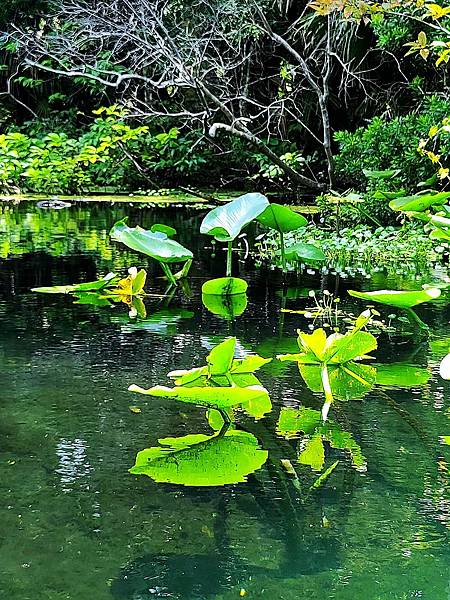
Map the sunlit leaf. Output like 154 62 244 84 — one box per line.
200 193 269 241
32 272 117 294
128 383 270 410
201 277 248 295
284 242 326 263
376 363 431 387
256 203 307 233
389 192 450 212
110 217 193 263
348 288 441 308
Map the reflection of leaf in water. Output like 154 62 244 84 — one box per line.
299 362 376 401
202 292 247 319
277 407 366 470
74 292 113 307
375 363 431 388
299 435 325 471
110 309 193 334
129 430 268 486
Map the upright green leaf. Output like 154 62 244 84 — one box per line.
256 203 307 233
200 193 269 241
110 218 193 263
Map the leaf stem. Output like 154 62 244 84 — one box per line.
280 231 286 272
159 261 177 286
226 241 233 277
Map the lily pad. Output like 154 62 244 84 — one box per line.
348 288 441 308
389 192 450 212
284 243 326 263
201 277 248 295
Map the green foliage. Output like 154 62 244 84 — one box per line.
334 97 450 190
0 106 148 194
348 287 441 309
201 277 248 296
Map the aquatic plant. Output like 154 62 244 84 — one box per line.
110 217 193 286
200 193 269 292
256 203 308 271
129 337 272 419
278 310 378 419
32 272 119 294
348 288 441 308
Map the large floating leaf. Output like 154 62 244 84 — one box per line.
389 192 450 212
128 383 270 410
284 243 326 263
130 430 268 486
110 218 193 263
202 292 247 319
256 203 307 233
375 363 431 387
200 193 269 241
32 272 117 294
348 288 441 308
201 277 248 296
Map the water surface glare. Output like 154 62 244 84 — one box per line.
0 201 449 600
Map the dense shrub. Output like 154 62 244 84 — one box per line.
334 96 450 191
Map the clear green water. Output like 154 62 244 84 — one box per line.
0 202 449 600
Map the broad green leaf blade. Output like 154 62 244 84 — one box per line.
276 406 322 439
299 435 325 471
284 243 326 263
202 292 247 319
389 192 450 212
129 430 268 486
128 383 270 409
32 272 117 294
110 218 193 263
348 288 441 308
240 393 272 420
200 193 269 241
324 330 377 363
299 363 376 400
201 277 248 295
298 328 328 361
376 364 431 387
207 337 236 376
256 203 307 233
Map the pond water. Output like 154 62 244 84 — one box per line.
0 201 449 600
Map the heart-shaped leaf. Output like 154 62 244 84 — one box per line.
256 203 307 233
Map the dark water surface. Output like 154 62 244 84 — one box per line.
0 201 449 600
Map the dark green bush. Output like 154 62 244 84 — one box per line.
334 96 450 191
